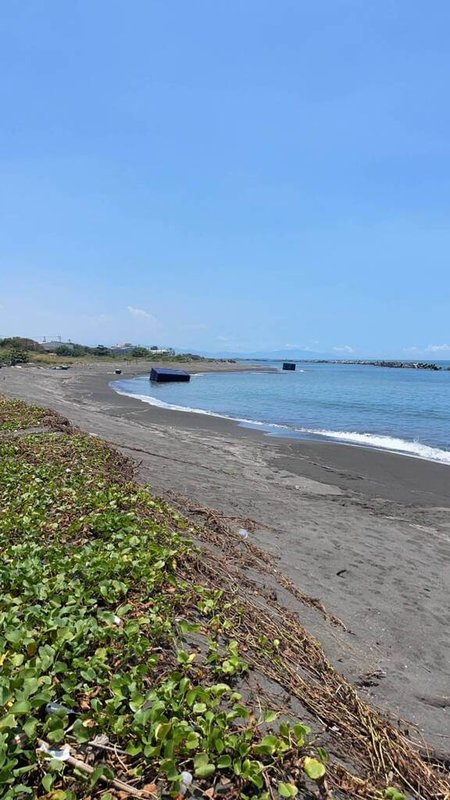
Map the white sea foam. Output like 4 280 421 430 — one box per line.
302 428 450 465
111 386 450 465
112 387 286 428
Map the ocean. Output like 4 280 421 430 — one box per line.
111 361 450 465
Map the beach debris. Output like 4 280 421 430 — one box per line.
12 730 27 747
115 368 122 374
37 739 153 797
356 670 386 689
179 771 193 795
38 741 71 761
150 367 190 383
113 614 123 625
336 569 347 577
238 527 249 539
329 724 342 736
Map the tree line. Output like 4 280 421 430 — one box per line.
0 338 209 365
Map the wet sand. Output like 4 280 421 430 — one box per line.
2 361 449 751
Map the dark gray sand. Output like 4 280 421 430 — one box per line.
2 362 449 751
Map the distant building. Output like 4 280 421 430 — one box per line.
109 343 176 356
149 347 175 355
40 340 75 353
110 343 135 355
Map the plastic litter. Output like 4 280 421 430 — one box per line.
238 528 249 539
180 771 193 795
13 730 26 747
38 741 71 761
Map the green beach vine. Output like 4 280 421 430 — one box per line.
0 398 332 799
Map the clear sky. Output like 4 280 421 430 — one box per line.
1 1 449 357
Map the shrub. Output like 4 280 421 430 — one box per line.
0 348 29 365
93 345 110 356
0 337 43 352
131 346 150 358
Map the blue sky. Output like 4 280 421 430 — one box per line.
1 1 449 357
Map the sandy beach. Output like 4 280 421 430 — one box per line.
2 361 449 753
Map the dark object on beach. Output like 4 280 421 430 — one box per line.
115 369 122 374
283 362 296 371
356 669 386 689
150 367 190 383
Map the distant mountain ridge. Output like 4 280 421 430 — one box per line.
175 347 450 362
178 348 351 360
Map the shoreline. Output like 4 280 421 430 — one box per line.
103 364 450 506
1 360 450 749
111 373 450 468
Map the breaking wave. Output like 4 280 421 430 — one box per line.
300 428 450 465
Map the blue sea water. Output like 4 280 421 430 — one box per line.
112 362 450 465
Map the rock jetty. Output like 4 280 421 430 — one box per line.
301 359 448 371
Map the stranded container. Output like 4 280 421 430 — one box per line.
150 368 191 383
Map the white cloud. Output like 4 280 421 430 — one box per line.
283 343 318 352
404 343 450 354
333 345 354 353
217 335 231 342
127 306 157 323
425 343 450 353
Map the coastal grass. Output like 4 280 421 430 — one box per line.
0 396 67 433
0 399 330 799
0 394 448 800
